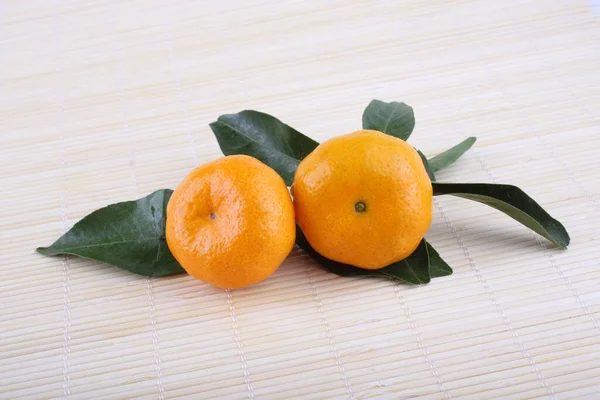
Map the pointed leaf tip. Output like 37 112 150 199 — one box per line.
36 189 186 277
426 242 453 278
429 137 477 173
433 182 570 248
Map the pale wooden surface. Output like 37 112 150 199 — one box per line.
2 0 600 399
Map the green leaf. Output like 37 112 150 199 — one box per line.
426 242 453 278
37 190 186 277
417 150 436 182
209 110 319 185
296 226 431 284
429 137 477 173
432 183 570 248
362 100 415 141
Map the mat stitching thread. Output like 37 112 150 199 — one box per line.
435 6 579 396
393 284 450 399
378 3 453 396
52 3 71 397
499 1 600 211
159 0 199 164
59 199 72 400
464 0 600 335
477 157 600 331
434 198 555 398
531 132 600 210
145 279 165 399
227 291 255 399
158 3 254 396
307 271 354 399
111 16 165 398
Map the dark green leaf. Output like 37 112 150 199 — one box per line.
417 150 436 182
429 137 477 173
426 242 453 278
362 100 415 141
209 110 319 185
296 226 431 284
37 190 186 277
432 183 570 248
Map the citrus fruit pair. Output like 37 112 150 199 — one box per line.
166 130 432 289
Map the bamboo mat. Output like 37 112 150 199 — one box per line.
2 0 600 398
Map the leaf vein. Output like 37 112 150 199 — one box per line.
216 120 301 164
